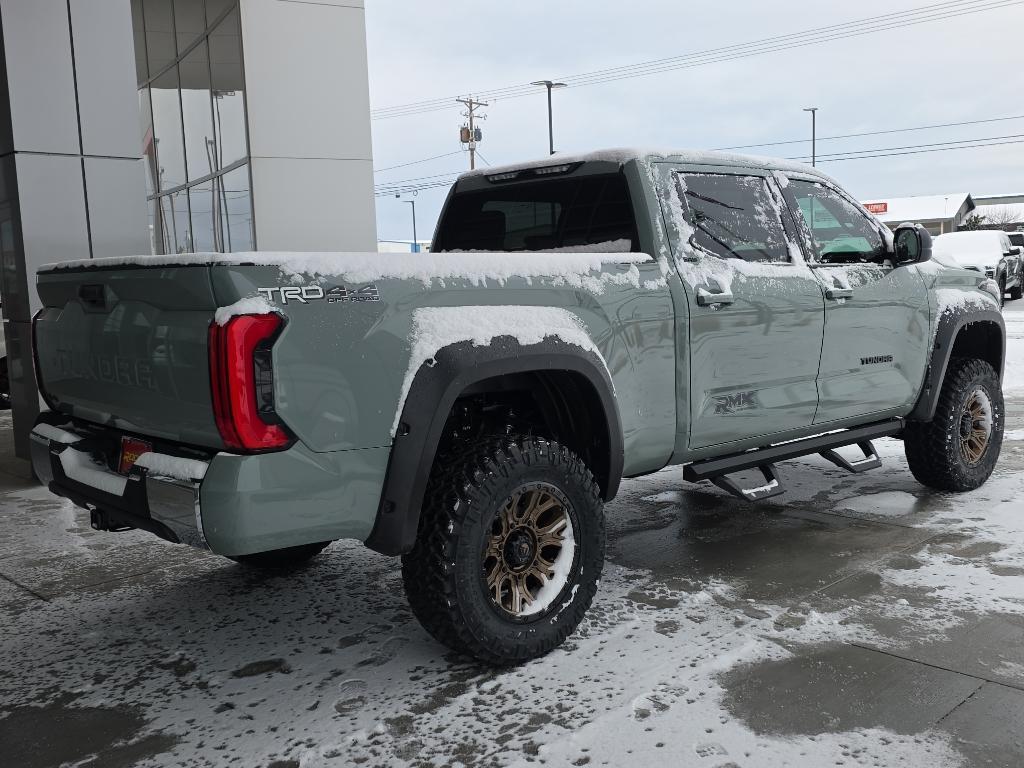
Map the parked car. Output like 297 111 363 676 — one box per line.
30 149 1005 664
933 230 1023 303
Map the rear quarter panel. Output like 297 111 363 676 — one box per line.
212 258 676 476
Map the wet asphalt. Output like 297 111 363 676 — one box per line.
3 307 1024 768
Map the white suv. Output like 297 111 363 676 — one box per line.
933 230 1023 303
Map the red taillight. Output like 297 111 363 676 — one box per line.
208 313 293 452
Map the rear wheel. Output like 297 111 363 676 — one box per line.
904 357 1003 491
228 541 331 569
1010 282 1022 301
402 435 605 665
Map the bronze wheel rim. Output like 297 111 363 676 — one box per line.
483 484 575 618
959 388 993 466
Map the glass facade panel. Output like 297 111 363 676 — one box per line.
142 0 175 76
180 42 215 181
189 183 217 252
138 88 156 197
173 0 207 51
218 165 254 251
209 9 247 168
131 0 148 84
134 0 251 254
150 69 186 191
159 191 193 254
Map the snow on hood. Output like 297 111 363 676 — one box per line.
933 231 1007 268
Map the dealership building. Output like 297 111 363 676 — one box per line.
0 0 376 457
860 193 977 235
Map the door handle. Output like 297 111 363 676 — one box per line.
825 287 854 300
696 286 735 306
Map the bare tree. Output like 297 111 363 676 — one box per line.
979 205 1024 228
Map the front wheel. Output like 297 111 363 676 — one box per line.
1009 281 1023 301
402 436 605 665
904 358 1003 491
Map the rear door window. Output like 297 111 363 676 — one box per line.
676 173 790 263
434 174 639 252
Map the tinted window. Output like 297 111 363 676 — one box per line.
782 180 885 264
435 174 638 252
1009 233 1024 247
677 173 789 263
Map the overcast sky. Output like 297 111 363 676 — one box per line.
364 0 1024 243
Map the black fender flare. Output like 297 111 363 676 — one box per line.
908 306 1004 422
364 337 623 556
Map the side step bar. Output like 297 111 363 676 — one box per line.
683 419 904 502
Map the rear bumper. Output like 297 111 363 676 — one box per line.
30 423 208 549
29 415 393 557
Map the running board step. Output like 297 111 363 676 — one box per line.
683 419 903 501
710 464 785 502
820 441 881 473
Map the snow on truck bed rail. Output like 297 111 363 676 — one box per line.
39 250 655 290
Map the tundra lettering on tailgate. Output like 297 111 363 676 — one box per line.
53 351 157 390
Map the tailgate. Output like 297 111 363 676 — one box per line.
34 265 223 447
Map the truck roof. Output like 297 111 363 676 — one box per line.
459 147 838 185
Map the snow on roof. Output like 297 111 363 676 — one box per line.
860 193 974 224
460 147 837 185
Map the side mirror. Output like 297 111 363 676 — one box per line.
1008 246 1022 257
893 222 932 265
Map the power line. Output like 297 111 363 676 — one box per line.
374 151 463 174
785 132 1024 161
792 137 1024 164
374 130 1024 196
714 114 1024 151
370 0 1023 120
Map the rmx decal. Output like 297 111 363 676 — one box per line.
713 390 759 415
257 284 381 305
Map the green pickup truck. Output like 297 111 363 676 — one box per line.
30 149 1005 664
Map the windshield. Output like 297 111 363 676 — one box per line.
434 174 639 252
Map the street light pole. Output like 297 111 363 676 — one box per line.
803 106 818 166
404 199 418 252
532 80 567 155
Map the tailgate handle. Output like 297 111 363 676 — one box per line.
79 284 106 308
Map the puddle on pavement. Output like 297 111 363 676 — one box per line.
0 699 177 768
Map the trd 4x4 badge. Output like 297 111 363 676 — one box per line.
257 284 381 305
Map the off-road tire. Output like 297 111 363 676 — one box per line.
228 541 331 568
402 435 605 665
904 357 1003 491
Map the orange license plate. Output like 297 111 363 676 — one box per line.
118 436 152 475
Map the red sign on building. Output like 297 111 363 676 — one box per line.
864 202 888 214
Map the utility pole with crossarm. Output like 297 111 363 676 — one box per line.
457 96 488 170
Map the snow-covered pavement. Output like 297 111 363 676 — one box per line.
4 307 1024 767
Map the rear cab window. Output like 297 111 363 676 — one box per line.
433 172 640 252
